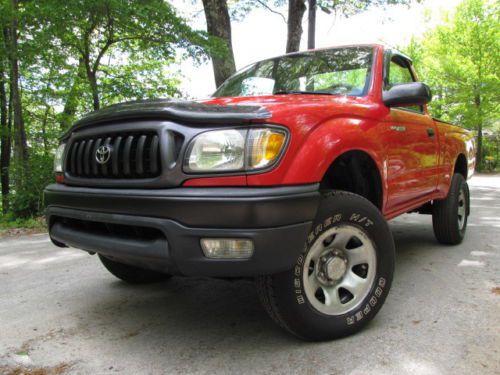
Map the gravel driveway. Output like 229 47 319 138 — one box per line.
1 175 499 375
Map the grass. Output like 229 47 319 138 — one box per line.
0 215 46 230
0 215 47 237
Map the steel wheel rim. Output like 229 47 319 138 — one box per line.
458 188 466 230
303 224 377 315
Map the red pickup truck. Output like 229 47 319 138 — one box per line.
45 44 475 341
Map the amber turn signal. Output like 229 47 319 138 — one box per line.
247 129 287 169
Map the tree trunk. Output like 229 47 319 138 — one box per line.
0 62 11 214
60 59 85 129
475 94 483 171
82 52 101 111
307 0 316 50
87 68 100 111
201 0 236 87
5 3 29 170
286 0 306 53
41 105 50 155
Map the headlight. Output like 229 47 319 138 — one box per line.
187 129 246 172
53 143 66 173
185 127 287 173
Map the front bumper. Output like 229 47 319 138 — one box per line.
44 184 320 277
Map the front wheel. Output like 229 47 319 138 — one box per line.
257 191 395 341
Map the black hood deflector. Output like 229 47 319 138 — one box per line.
63 99 272 139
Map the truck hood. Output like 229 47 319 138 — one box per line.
63 95 378 139
201 95 380 129
62 98 272 139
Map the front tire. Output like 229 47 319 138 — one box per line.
98 254 171 284
257 191 395 341
432 173 470 245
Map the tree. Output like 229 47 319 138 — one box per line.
287 0 307 52
202 0 237 87
408 0 499 170
289 0 421 52
307 0 316 49
3 0 29 171
0 0 216 217
40 0 213 110
58 59 86 130
0 34 10 213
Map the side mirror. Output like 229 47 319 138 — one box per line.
383 82 432 108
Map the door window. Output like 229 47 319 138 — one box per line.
385 57 423 113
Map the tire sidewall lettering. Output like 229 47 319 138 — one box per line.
294 211 387 326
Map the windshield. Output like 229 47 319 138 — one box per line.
213 46 374 98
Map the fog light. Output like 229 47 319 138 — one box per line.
200 238 254 259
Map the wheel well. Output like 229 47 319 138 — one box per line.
454 154 467 179
320 151 383 210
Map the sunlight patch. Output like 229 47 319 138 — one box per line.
458 259 485 267
470 251 493 257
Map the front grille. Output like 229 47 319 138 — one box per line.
66 131 161 179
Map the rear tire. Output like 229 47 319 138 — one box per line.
98 254 171 284
432 173 470 245
257 191 395 341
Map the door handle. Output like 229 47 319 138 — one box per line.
390 125 406 132
427 128 435 137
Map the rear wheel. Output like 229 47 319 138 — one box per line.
98 254 171 284
432 173 470 245
257 191 395 341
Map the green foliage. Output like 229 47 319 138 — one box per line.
481 123 500 171
33 0 214 60
402 0 499 169
0 0 219 222
99 54 183 105
0 214 45 231
28 0 223 110
9 154 54 218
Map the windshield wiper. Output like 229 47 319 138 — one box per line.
273 90 335 95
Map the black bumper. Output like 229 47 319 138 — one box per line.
44 184 320 277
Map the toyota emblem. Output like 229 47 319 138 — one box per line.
96 145 112 164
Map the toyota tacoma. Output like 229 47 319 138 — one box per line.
45 44 475 341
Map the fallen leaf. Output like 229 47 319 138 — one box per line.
3 363 70 375
122 329 141 338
